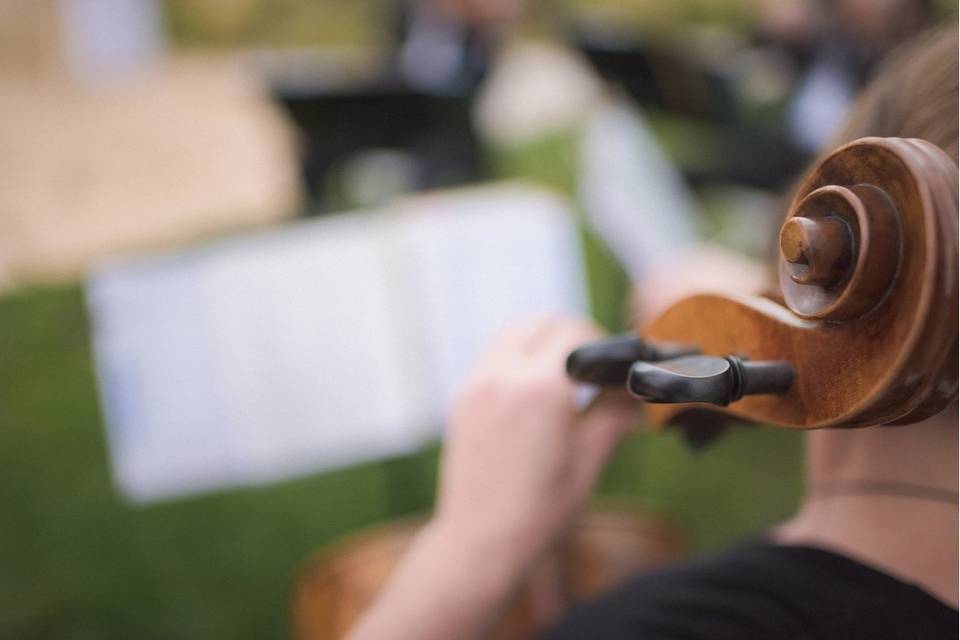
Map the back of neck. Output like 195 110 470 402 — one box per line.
776 409 958 607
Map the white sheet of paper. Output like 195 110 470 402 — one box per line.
87 184 586 502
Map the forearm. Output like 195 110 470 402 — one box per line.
347 519 530 640
349 317 637 639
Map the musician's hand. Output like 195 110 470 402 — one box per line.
348 317 639 640
432 316 641 572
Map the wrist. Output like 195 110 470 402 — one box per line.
422 515 536 598
347 517 535 640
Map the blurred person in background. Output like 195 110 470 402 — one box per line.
347 26 958 640
394 0 526 92
760 0 936 152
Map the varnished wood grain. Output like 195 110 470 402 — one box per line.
641 137 957 430
780 215 852 287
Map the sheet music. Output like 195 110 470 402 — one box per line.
400 188 586 415
87 184 586 502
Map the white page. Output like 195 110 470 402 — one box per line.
87 184 586 502
89 213 427 500
400 186 587 416
197 217 430 482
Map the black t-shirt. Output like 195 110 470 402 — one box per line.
544 542 957 640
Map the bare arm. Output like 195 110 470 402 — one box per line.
348 317 640 640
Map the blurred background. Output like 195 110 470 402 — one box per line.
1 0 956 637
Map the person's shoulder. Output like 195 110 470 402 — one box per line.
543 541 958 640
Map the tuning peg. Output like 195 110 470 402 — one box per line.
566 335 699 386
627 355 793 406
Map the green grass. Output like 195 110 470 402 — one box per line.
600 427 804 551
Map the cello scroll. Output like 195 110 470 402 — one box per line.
568 137 958 430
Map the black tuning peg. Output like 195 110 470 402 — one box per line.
627 355 793 406
566 335 699 386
